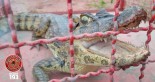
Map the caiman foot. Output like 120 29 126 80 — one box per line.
30 43 48 51
30 35 48 50
33 57 67 82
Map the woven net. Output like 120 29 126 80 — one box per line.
0 0 155 82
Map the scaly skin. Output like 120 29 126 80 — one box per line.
0 6 149 82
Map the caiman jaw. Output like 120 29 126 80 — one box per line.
82 38 150 67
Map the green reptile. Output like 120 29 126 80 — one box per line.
0 6 150 82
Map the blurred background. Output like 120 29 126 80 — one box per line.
0 0 153 18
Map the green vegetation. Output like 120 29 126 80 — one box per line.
88 0 114 9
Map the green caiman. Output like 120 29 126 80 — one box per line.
0 6 149 82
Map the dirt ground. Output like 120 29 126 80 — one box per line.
0 0 155 82
1 0 152 14
1 0 114 15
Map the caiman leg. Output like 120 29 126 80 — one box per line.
33 58 109 82
33 43 111 82
33 57 67 82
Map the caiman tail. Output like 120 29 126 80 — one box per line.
0 14 50 37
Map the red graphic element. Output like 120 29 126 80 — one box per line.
5 55 22 72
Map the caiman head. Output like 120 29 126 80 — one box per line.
73 6 149 68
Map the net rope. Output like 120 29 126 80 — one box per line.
0 0 155 82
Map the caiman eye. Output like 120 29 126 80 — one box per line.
81 16 89 24
81 16 93 25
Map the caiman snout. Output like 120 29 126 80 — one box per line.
117 6 147 30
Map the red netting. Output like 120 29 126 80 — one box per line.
0 0 155 82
